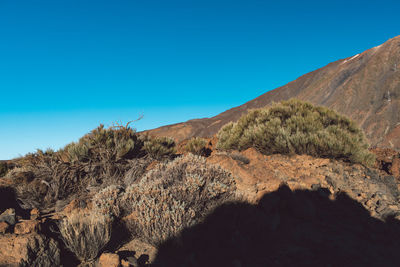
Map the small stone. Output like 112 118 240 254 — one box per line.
30 208 40 220
14 220 41 235
0 221 10 234
98 253 120 267
121 259 130 267
0 208 16 226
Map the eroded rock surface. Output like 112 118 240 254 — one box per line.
0 233 60 267
208 148 400 220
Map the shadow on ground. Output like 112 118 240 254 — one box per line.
154 185 400 267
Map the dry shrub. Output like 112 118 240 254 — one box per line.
121 154 236 245
143 136 176 160
185 137 208 156
92 185 124 217
11 123 147 211
64 142 89 163
123 157 153 186
12 152 134 210
59 211 112 264
60 123 145 163
14 161 86 210
217 99 375 166
0 161 8 177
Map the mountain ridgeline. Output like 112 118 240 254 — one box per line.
147 36 400 150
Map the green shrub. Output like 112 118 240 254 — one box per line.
120 154 236 245
80 124 144 161
0 162 8 177
217 99 375 166
185 137 208 156
64 142 89 163
143 136 176 160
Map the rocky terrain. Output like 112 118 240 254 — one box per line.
0 141 400 266
1 36 400 266
147 36 400 150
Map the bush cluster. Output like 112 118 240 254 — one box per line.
59 124 144 163
217 99 375 166
9 122 177 210
93 154 236 246
185 137 208 156
122 154 236 245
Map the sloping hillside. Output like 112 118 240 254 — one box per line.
147 36 400 150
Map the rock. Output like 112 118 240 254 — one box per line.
14 220 41 235
206 148 400 220
117 238 157 264
372 148 400 179
0 221 10 234
30 208 40 220
121 259 130 267
98 253 120 267
0 208 16 225
0 233 60 266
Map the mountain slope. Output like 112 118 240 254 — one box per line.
147 36 400 150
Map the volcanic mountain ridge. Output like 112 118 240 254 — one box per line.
147 35 400 150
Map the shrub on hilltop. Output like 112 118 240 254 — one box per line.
217 99 375 166
59 123 145 163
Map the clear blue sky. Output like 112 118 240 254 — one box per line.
0 0 399 159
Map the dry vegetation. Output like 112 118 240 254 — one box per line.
184 137 208 156
2 100 382 264
0 162 8 177
59 211 112 264
93 154 237 245
143 136 176 160
217 99 375 166
9 123 176 211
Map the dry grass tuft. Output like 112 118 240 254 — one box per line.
59 211 112 264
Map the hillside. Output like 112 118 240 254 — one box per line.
1 39 400 266
147 36 400 150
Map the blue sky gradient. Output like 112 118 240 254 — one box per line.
1 0 399 159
